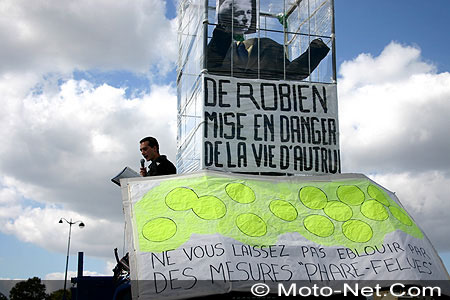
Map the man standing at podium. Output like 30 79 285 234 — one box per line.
139 136 176 177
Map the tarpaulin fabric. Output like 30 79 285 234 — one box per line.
201 74 340 175
121 171 449 299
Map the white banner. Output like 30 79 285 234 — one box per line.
202 74 340 174
121 171 450 299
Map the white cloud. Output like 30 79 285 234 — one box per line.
44 270 111 280
369 171 450 247
339 43 450 174
0 0 177 75
339 42 435 92
0 186 23 220
0 0 179 274
0 0 184 281
338 42 450 251
0 74 177 259
2 205 123 258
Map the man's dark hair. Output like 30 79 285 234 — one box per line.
140 136 159 151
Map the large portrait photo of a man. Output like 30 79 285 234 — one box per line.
216 0 256 34
208 0 330 81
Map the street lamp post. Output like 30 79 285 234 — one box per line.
59 218 85 300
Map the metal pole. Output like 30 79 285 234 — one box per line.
331 0 337 83
231 0 234 77
203 0 209 71
283 0 286 80
60 218 84 300
62 219 72 300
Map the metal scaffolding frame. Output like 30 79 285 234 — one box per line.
176 0 336 174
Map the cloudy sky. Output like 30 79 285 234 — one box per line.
0 0 449 284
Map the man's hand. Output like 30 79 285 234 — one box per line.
140 167 147 177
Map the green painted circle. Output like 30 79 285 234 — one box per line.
165 187 197 211
367 185 390 206
337 185 365 206
303 215 334 237
361 200 389 221
324 201 352 222
269 200 298 221
142 218 177 242
226 183 256 204
236 213 267 237
342 219 373 243
299 186 328 209
389 206 413 226
192 196 227 220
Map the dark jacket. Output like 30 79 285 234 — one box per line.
146 155 176 176
207 27 330 81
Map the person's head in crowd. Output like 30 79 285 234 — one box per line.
140 136 159 162
218 0 253 34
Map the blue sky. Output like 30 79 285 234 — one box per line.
336 1 450 72
1 0 450 291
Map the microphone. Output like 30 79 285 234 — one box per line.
140 159 145 169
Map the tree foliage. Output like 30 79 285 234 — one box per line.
48 289 71 300
9 277 48 300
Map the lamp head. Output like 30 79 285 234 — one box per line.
79 222 85 228
59 219 63 224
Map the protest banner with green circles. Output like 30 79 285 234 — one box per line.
121 171 449 299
